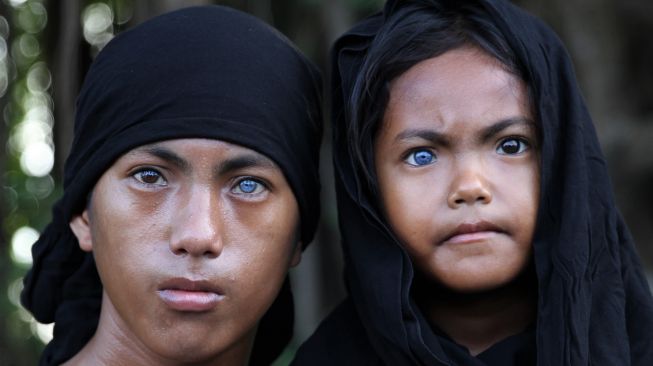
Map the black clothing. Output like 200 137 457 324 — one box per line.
294 0 653 365
20 6 322 365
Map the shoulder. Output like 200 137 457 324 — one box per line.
291 298 382 366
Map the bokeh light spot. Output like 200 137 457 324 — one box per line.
82 3 115 50
31 322 54 344
26 61 51 93
10 226 39 266
19 33 40 58
7 277 24 307
20 141 54 177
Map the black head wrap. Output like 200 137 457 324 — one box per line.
294 0 653 365
21 6 322 365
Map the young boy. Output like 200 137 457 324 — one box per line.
21 6 322 365
294 0 653 365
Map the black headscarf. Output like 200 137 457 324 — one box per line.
294 0 653 365
20 6 322 365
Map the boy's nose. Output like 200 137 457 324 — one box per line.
169 186 223 258
447 162 492 208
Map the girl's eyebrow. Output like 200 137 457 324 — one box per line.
479 117 536 142
394 128 450 147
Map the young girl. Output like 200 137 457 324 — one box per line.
294 0 653 365
20 6 322 365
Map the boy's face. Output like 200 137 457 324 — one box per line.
70 138 301 363
374 47 539 293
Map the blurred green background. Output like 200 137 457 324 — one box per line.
1 0 651 365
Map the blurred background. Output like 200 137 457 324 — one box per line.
0 0 651 364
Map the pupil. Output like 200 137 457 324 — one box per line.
239 180 257 193
414 150 432 165
502 140 519 154
141 171 159 183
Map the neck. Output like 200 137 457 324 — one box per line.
414 267 537 356
63 294 253 366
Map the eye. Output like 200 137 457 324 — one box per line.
231 178 266 195
405 149 436 166
496 138 529 155
133 168 167 186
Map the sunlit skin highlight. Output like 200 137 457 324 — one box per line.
67 138 301 366
374 47 539 355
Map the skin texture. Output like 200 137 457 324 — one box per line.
68 138 301 366
374 47 539 354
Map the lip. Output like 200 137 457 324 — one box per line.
157 278 224 312
442 221 505 245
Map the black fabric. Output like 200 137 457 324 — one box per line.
294 0 653 365
20 6 322 365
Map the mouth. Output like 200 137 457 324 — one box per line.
157 278 224 312
442 221 505 245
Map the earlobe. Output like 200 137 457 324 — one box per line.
69 210 93 252
289 242 302 267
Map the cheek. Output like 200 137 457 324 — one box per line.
377 168 442 248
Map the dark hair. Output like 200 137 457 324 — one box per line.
348 1 528 191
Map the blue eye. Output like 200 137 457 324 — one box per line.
133 169 167 186
497 138 529 155
233 178 265 195
405 149 436 166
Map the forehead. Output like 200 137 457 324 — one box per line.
123 138 278 168
384 47 529 132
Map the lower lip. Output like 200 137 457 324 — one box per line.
445 231 499 245
157 289 223 312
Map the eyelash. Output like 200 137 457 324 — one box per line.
403 148 437 167
230 176 269 196
132 167 167 187
496 136 531 155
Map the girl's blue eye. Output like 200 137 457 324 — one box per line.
133 169 166 186
497 138 529 155
233 178 265 195
405 149 436 166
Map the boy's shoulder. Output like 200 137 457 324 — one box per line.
292 297 382 366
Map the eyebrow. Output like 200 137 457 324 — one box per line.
394 117 536 145
141 146 190 172
215 154 276 176
133 145 277 176
479 117 536 142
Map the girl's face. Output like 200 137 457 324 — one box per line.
374 47 539 293
70 138 301 363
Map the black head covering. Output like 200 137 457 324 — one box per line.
20 6 322 365
294 0 653 365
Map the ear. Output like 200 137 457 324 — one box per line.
69 210 93 252
289 241 302 268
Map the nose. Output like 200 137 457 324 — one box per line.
169 185 223 258
447 159 492 208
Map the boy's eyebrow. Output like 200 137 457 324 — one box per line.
133 146 276 176
215 153 277 176
141 146 190 172
480 117 536 142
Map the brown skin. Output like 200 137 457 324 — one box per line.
374 47 539 355
68 139 301 366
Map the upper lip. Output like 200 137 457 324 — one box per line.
441 220 505 244
157 277 223 294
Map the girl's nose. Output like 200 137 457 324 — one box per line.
447 161 492 208
169 186 223 258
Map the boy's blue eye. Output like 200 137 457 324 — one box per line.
133 169 166 186
405 149 436 166
497 138 529 155
233 178 265 195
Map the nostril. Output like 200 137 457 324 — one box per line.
173 247 188 256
